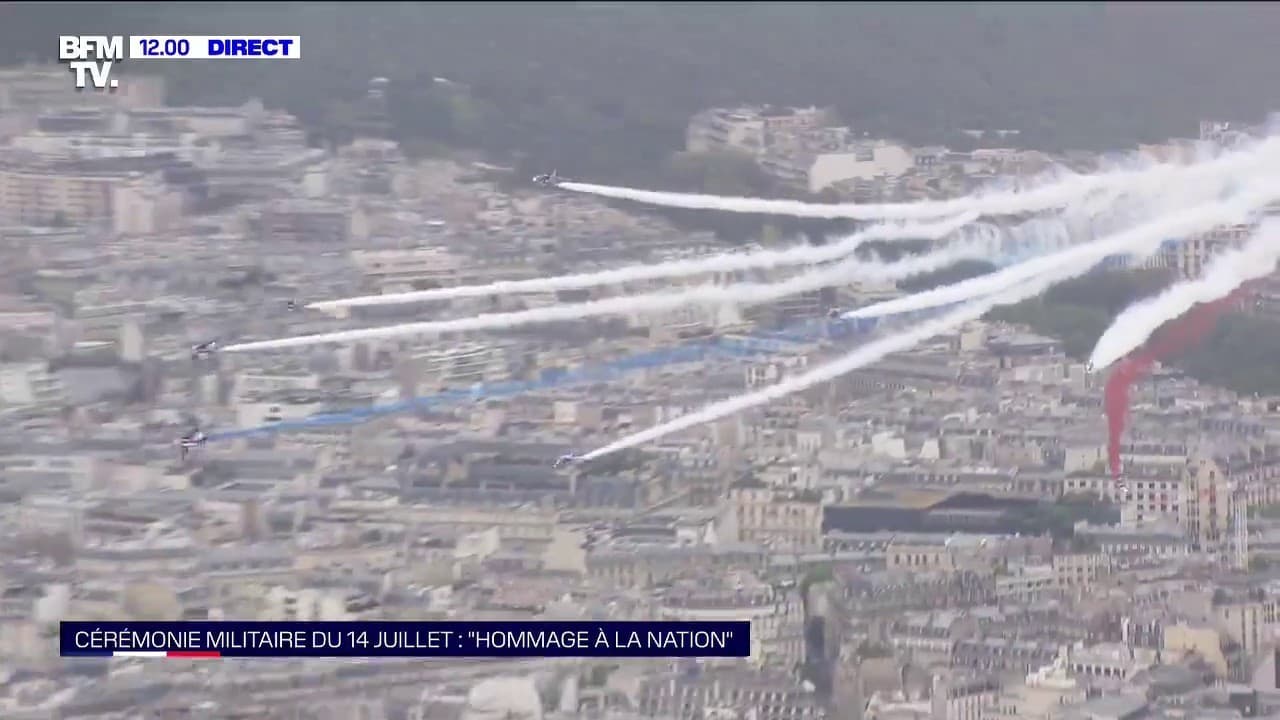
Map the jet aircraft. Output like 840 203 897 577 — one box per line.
191 340 219 360
176 427 208 460
532 169 561 187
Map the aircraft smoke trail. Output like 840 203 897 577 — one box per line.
843 177 1280 322
1090 218 1280 371
582 275 1077 460
1103 291 1245 478
317 176 1177 312
312 213 980 310
224 232 1001 353
212 300 955 440
229 178 1280 355
559 135 1280 221
577 192 1280 459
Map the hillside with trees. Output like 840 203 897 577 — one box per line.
893 261 1280 395
989 269 1280 395
8 4 1280 185
12 4 1278 243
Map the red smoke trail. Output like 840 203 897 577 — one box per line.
1104 288 1249 478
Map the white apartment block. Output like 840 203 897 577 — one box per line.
0 361 66 407
350 246 464 291
685 105 827 155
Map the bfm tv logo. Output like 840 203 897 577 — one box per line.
58 36 124 90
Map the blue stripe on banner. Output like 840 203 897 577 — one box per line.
61 621 752 658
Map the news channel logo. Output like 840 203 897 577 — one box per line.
58 35 301 90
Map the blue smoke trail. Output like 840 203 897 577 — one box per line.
208 316 883 441
207 241 1163 441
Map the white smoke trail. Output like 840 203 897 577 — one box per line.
559 135 1280 221
1088 218 1280 370
313 136 1275 314
310 213 980 311
580 183 1280 459
581 277 1064 460
224 230 1003 353
843 177 1280 321
316 146 1238 312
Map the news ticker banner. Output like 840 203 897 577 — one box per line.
62 621 751 659
58 35 301 90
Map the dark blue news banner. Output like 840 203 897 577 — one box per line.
61 621 751 659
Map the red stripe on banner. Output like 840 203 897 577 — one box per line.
167 651 221 658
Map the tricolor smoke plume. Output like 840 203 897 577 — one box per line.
224 228 1002 353
1090 218 1280 371
579 192 1280 459
311 212 980 311
1103 291 1245 478
843 177 1280 322
559 135 1280 221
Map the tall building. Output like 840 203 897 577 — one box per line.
1179 452 1232 553
1158 223 1254 279
1231 482 1249 570
350 77 392 140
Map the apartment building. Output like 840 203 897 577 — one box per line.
407 342 504 390
759 138 914 194
350 246 464 291
255 199 350 245
1153 223 1254 279
685 106 827 155
0 152 123 224
1179 453 1234 552
0 361 66 407
720 482 822 551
